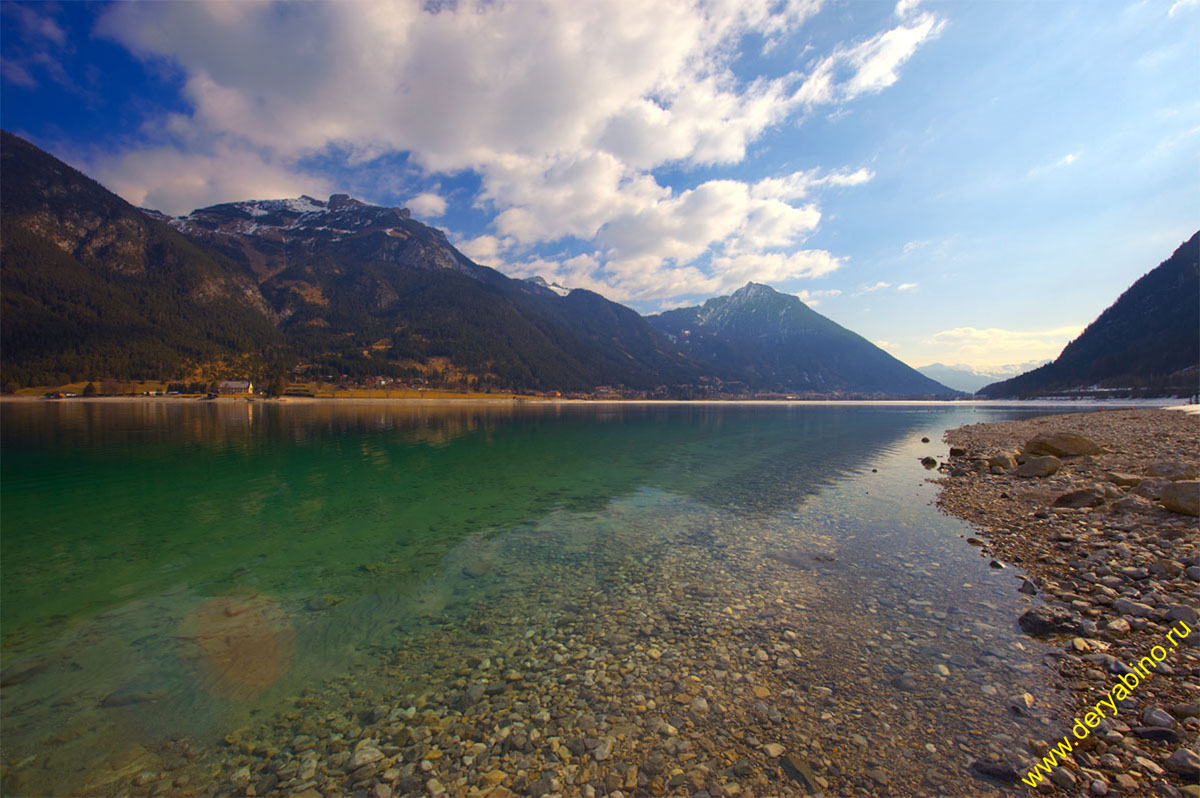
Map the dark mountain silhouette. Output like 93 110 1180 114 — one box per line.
0 130 281 387
979 232 1199 397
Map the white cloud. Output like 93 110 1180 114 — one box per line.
94 143 333 215
894 0 921 18
1169 0 1198 16
862 281 891 292
924 325 1084 369
1028 150 1082 178
457 234 507 267
406 192 447 218
794 10 945 108
796 287 842 306
91 0 943 303
896 282 918 291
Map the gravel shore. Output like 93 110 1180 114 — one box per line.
937 408 1200 797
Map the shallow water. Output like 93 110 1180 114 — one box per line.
1 400 1087 795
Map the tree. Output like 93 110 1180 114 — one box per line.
267 375 286 397
82 381 97 396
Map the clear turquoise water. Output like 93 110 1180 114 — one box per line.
0 399 1082 795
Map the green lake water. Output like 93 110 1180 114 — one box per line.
1 399 1090 795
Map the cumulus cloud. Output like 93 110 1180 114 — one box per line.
406 192 447 218
94 143 333 215
90 0 942 302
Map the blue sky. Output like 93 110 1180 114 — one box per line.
2 0 1197 370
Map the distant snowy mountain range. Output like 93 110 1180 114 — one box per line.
916 361 1050 394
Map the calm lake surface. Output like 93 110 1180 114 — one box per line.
1 400 1093 796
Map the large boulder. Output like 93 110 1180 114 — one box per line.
1023 432 1101 457
1015 456 1062 478
1146 461 1199 481
1161 481 1200 517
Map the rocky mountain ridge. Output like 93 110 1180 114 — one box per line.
648 283 957 397
2 131 955 396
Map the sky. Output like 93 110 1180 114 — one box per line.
2 0 1197 371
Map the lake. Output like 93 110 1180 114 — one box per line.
1 399 1086 796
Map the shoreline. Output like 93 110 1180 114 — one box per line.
935 408 1200 795
1 394 1190 408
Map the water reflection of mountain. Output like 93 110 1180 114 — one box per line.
0 401 931 656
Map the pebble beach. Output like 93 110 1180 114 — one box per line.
938 407 1200 796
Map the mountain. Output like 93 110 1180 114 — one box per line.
917 360 1049 394
0 130 281 387
166 193 700 391
979 232 1200 398
1 131 959 398
647 283 958 397
0 131 698 392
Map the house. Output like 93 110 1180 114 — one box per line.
217 380 254 395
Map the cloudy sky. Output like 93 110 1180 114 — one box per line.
2 0 1197 370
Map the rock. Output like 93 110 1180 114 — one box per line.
1018 578 1038 595
305 596 329 611
949 446 968 457
593 738 615 761
1049 767 1077 789
426 777 446 797
763 743 785 758
779 754 818 791
349 746 384 769
1161 480 1200 516
1145 706 1178 728
1147 461 1199 480
921 437 930 443
1110 494 1152 513
921 456 938 468
969 759 1020 783
1023 432 1100 457
1165 748 1200 779
1105 471 1143 486
1090 778 1109 796
1112 598 1154 618
1133 478 1171 499
986 452 1018 470
1018 605 1077 636
1105 617 1131 635
527 775 555 797
1015 456 1062 478
1166 604 1199 624
1132 726 1181 742
1052 488 1106 508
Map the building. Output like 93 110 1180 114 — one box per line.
217 380 254 395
